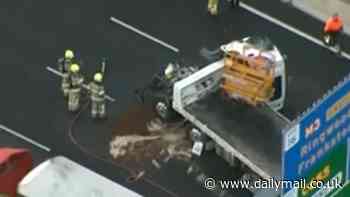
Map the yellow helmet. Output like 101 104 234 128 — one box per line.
164 63 174 79
64 49 74 59
70 64 80 73
94 73 103 82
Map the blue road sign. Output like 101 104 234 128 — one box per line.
282 75 350 197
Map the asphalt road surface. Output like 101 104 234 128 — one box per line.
0 0 349 196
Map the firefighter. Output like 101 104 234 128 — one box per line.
208 0 219 16
88 73 106 119
68 64 84 112
58 49 74 97
323 13 343 52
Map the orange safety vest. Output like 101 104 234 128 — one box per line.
324 16 343 32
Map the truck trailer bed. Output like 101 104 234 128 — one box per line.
184 91 288 179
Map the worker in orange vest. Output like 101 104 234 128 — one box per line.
323 13 343 52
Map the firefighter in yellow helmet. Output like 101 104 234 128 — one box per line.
67 64 84 112
208 0 240 16
88 73 106 118
208 0 219 16
57 49 75 97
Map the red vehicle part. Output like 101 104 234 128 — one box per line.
0 148 33 197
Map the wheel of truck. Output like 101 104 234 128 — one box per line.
155 101 176 121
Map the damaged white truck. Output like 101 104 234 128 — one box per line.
136 36 290 195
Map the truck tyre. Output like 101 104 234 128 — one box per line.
155 101 176 121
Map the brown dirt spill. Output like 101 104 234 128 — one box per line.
110 104 192 172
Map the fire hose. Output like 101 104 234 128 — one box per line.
67 98 180 197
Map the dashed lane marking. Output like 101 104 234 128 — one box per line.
110 16 180 53
241 3 350 60
0 124 51 152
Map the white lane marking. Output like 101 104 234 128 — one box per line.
288 0 350 36
109 16 180 53
46 66 116 102
240 3 350 60
0 124 51 152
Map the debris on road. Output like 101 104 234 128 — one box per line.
110 135 161 159
109 105 192 171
